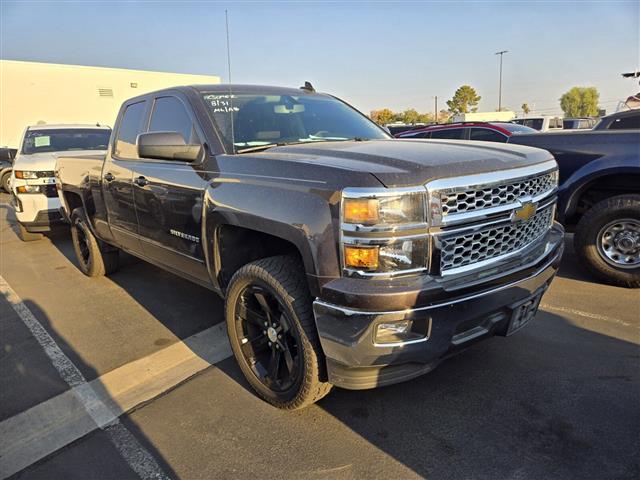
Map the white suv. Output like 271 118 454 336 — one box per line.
11 124 111 241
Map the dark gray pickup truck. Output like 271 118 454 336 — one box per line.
56 84 564 409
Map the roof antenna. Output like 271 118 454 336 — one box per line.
300 81 315 93
225 9 236 154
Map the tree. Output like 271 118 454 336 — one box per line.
402 108 420 124
521 103 531 116
370 108 396 125
560 87 600 117
446 85 481 114
417 112 435 124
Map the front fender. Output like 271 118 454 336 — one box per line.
202 179 341 292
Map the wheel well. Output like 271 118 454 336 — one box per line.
216 225 303 290
63 191 84 214
568 174 640 226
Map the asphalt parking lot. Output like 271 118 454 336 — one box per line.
1 192 638 480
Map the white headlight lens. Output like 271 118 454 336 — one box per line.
378 238 428 272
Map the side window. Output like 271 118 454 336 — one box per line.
430 128 464 140
149 96 200 144
609 114 640 130
469 128 507 143
115 101 147 159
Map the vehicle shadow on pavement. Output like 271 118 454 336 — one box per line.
4 299 179 480
213 309 640 479
48 231 226 343
555 233 596 283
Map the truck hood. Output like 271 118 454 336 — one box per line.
14 150 106 171
261 139 553 187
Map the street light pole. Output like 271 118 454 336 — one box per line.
495 50 508 111
434 96 438 124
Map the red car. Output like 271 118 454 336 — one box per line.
395 121 537 142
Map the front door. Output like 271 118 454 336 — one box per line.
132 95 210 283
103 100 148 252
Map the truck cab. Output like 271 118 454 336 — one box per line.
11 124 111 241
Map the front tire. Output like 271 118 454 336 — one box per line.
225 255 332 409
1 171 10 193
574 194 640 288
17 222 43 242
70 208 119 277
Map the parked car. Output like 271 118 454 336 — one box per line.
0 147 17 192
56 84 564 409
512 116 564 132
385 123 429 136
509 129 639 287
562 118 597 130
395 121 537 142
593 109 640 130
10 124 111 241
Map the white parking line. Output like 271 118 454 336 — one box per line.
540 303 636 328
0 275 231 479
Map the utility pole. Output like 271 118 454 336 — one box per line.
495 50 508 111
434 96 438 124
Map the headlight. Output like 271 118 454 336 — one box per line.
341 187 429 276
14 170 38 179
343 191 425 226
16 185 41 194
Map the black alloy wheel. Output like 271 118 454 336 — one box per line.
234 284 302 392
225 255 332 409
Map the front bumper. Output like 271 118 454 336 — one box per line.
12 193 63 232
313 223 564 390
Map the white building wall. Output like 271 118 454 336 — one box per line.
0 60 220 148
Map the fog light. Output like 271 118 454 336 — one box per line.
375 320 413 344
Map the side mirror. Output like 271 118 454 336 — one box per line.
137 132 202 162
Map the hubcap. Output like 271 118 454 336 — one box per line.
234 284 301 392
598 219 640 269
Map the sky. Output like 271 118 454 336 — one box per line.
1 1 638 116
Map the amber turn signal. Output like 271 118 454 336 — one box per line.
344 245 379 269
343 198 379 224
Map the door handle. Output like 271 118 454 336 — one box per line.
104 172 115 182
135 176 148 187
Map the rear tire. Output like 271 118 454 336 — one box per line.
17 222 43 242
225 255 332 409
70 207 119 277
574 194 640 288
1 171 10 193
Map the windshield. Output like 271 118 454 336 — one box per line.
22 128 111 155
498 123 538 134
201 92 389 152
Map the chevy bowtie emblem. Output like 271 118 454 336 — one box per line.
512 201 537 223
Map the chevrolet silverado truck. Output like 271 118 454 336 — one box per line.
509 123 639 288
56 85 564 409
10 124 111 241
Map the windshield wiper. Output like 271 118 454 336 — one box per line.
236 143 280 154
235 137 370 154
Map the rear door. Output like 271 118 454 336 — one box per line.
103 100 149 252
429 127 467 140
132 94 210 283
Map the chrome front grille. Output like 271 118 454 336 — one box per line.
441 171 556 216
439 205 554 272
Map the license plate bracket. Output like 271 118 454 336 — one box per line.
506 290 544 336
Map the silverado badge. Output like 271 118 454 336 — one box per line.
512 201 537 223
